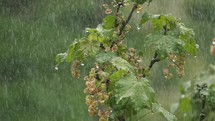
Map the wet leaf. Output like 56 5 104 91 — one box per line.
144 34 184 60
115 74 155 112
96 52 116 63
153 103 177 121
111 57 134 72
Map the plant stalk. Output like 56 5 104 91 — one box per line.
119 4 138 36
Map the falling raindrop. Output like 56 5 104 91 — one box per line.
96 65 99 69
81 63 85 66
181 94 185 98
137 27 140 30
55 66 58 70
196 44 199 49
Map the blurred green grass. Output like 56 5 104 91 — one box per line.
0 0 214 121
0 0 104 120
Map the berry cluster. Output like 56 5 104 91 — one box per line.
71 60 81 78
163 54 185 79
84 68 111 121
128 48 145 78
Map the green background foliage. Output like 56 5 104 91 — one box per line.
0 0 214 121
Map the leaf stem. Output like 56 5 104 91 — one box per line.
119 4 138 36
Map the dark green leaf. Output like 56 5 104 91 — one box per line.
144 34 184 60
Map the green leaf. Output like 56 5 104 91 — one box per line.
103 15 116 29
111 57 134 72
115 74 156 112
144 34 184 60
109 70 128 91
96 52 117 63
177 23 197 56
153 103 177 121
152 15 177 32
66 41 77 62
55 53 67 66
139 12 159 26
66 38 100 62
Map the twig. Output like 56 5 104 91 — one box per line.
115 2 122 27
119 4 138 36
148 52 160 70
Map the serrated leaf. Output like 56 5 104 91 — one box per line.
66 38 100 62
115 74 155 112
153 103 177 121
111 57 134 72
103 15 116 29
177 23 197 56
144 34 184 60
96 52 117 63
79 39 100 58
152 15 177 32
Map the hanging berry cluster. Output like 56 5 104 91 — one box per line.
84 68 111 121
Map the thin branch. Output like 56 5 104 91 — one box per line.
115 2 121 27
119 4 138 36
148 52 160 70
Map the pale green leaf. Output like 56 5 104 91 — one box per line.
115 74 155 112
111 57 134 72
109 70 127 91
177 23 197 56
139 12 159 26
96 52 117 63
55 53 67 66
153 103 177 121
